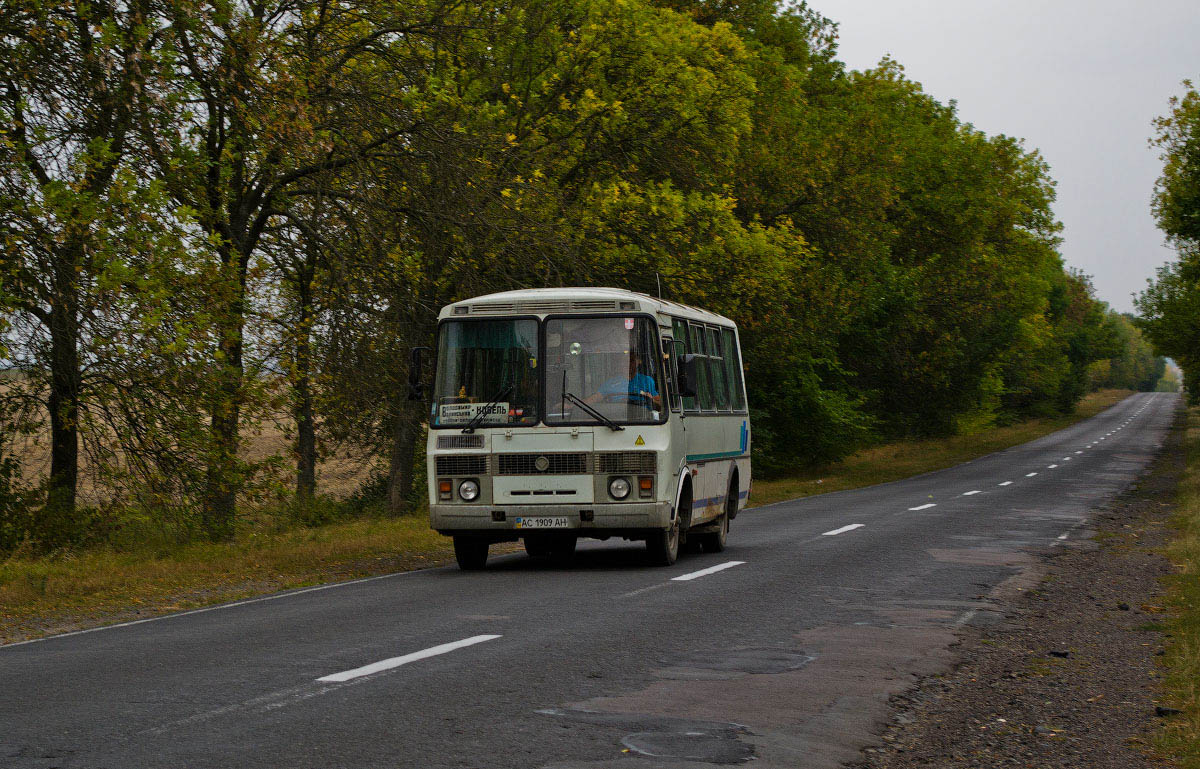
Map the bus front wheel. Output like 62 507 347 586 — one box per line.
454 537 489 570
647 512 681 566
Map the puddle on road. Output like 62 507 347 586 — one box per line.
655 647 816 681
537 708 755 765
622 730 754 764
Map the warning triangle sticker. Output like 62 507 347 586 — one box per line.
634 435 645 446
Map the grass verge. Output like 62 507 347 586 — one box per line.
0 388 1135 643
0 516 454 643
749 388 1134 507
1157 404 1200 766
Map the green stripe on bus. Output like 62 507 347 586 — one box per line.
686 450 747 461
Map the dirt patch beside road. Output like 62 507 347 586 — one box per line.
852 408 1184 769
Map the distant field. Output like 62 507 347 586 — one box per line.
9 410 379 505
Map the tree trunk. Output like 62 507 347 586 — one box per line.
294 278 316 502
46 256 80 519
204 351 241 540
203 253 246 541
387 400 423 515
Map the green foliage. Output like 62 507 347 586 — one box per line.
1159 364 1184 393
554 180 873 471
1089 312 1162 392
1139 80 1200 403
0 452 33 553
1152 81 1200 249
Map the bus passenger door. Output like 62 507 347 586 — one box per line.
662 334 689 514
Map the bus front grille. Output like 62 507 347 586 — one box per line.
435 455 488 476
497 453 589 475
595 451 657 474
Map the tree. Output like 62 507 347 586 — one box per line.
1138 80 1200 401
136 0 459 536
0 0 162 521
1089 312 1159 392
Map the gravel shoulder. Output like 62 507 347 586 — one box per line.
851 405 1184 769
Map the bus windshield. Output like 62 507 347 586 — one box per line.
432 319 540 428
544 316 665 425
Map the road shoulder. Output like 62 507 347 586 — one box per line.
851 405 1184 768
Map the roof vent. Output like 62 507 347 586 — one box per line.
571 300 620 311
468 302 517 314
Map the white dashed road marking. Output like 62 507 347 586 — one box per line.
998 481 1013 486
671 561 745 582
908 503 937 511
317 635 502 683
962 490 981 496
822 524 865 536
1026 472 1038 477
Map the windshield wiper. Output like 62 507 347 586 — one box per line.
564 391 624 431
462 383 513 434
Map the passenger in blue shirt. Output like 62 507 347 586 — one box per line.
588 352 661 410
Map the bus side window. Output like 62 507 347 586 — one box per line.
661 335 681 412
707 326 730 410
722 327 746 411
672 318 696 411
688 322 714 411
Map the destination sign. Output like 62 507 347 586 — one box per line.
438 402 512 423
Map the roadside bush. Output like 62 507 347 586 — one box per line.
0 453 34 554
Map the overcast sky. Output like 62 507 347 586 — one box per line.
811 0 1198 313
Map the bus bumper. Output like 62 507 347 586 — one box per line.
431 500 672 535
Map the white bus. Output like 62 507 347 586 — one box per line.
416 287 751 569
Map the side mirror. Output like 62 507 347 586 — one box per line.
408 346 433 401
677 354 699 399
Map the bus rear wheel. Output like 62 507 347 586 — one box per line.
699 482 735 553
453 536 489 570
698 512 729 553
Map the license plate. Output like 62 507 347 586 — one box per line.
515 516 570 529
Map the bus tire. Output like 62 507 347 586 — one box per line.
524 535 553 560
699 480 736 552
646 519 680 566
647 508 681 566
727 470 740 520
549 535 577 566
699 513 730 553
454 536 489 570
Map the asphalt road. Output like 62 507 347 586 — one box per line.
0 392 1179 769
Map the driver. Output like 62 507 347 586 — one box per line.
588 352 661 409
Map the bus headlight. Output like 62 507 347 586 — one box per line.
608 477 631 500
458 479 480 501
